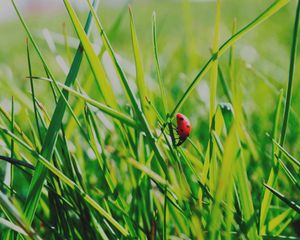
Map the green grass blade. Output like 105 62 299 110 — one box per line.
264 184 300 214
199 103 234 206
279 0 300 148
272 139 300 168
209 123 238 240
0 217 27 237
84 0 142 110
273 212 297 236
207 0 221 200
218 65 232 102
26 39 43 143
235 152 259 239
259 90 284 235
9 96 15 196
0 106 34 150
170 0 289 118
152 12 168 117
277 157 299 186
0 155 34 170
261 209 294 234
62 0 118 109
127 158 167 187
129 7 149 119
209 0 221 127
31 76 137 128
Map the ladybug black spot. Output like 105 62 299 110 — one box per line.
186 125 190 128
180 117 184 121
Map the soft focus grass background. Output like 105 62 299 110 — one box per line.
0 0 300 239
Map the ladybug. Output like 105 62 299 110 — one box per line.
175 113 191 146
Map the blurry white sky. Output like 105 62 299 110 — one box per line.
0 0 127 22
1 0 63 22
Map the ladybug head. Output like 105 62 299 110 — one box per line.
176 113 185 121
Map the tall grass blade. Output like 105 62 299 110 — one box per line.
152 12 168 117
209 0 221 127
207 0 221 203
264 184 300 214
259 90 284 235
129 7 150 120
279 0 300 148
171 0 289 117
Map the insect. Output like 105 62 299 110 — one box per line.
168 113 191 147
176 113 191 146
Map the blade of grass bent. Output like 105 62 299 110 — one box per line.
31 76 137 128
170 0 289 118
36 81 136 235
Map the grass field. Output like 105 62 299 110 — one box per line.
0 0 300 239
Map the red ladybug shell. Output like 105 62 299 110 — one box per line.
176 113 191 145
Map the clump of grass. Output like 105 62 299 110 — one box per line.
0 0 299 239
